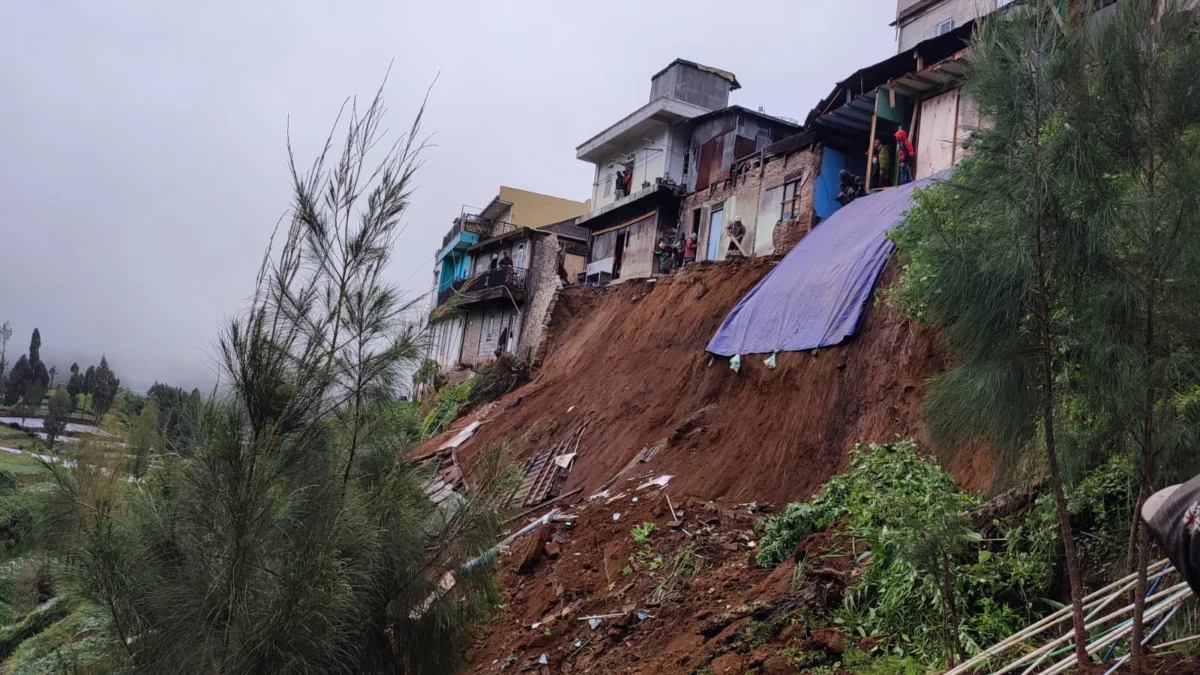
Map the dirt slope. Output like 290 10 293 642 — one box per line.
442 256 994 505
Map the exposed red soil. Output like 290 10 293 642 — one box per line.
416 256 1007 673
431 256 994 507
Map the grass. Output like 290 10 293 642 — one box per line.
0 428 52 459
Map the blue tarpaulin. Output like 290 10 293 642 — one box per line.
706 174 941 356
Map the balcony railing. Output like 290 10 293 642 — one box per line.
436 266 528 307
440 212 522 250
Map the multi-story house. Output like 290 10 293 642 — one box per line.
894 0 1014 52
429 187 588 369
574 59 803 283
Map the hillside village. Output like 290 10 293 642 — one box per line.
6 0 1200 672
426 0 980 372
412 0 1200 673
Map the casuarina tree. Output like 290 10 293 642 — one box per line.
889 1 1098 666
1077 0 1200 667
45 79 516 675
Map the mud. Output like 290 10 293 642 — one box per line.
432 256 994 507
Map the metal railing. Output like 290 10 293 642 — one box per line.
440 212 522 250
436 266 528 307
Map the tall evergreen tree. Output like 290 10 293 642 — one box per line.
46 82 510 674
1079 0 1200 667
92 356 119 415
27 328 40 367
83 365 96 395
0 320 11 381
3 355 31 406
67 362 84 406
890 2 1098 665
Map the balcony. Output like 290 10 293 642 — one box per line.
436 266 528 308
441 212 521 250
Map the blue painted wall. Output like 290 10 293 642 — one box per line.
814 145 868 220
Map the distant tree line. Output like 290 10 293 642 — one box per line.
0 325 121 416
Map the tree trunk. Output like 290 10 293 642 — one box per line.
1132 295 1157 673
1033 228 1091 669
943 552 965 665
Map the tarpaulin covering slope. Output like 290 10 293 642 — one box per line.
707 174 940 356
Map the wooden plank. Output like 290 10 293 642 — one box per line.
593 212 654 237
865 112 878 191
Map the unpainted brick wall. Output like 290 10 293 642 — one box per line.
518 236 562 364
679 145 821 259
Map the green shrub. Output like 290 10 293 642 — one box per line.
0 596 73 659
756 440 974 567
468 353 528 406
420 380 474 438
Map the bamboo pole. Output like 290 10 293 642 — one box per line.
944 559 1171 675
866 112 878 191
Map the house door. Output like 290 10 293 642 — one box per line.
707 208 724 261
514 242 527 269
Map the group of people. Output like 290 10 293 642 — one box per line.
870 129 916 188
487 252 514 270
655 230 697 274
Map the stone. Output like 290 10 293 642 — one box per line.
710 652 744 674
545 541 562 558
810 627 846 654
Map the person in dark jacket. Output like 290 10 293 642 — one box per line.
726 217 746 257
895 129 916 185
872 138 891 188
1144 477 1200 595
498 252 514 269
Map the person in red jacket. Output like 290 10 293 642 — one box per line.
895 129 916 185
683 232 697 266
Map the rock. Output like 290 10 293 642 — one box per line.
545 541 562 558
517 524 548 574
666 520 683 528
710 652 744 674
810 627 846 654
761 653 797 675
607 628 623 638
778 623 805 644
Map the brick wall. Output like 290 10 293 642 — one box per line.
519 235 562 364
679 145 821 259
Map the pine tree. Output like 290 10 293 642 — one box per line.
3 356 31 406
1081 0 1200 668
890 2 1098 666
83 365 96 395
67 363 84 407
46 81 514 674
92 356 120 415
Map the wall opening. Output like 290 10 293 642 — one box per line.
613 231 627 280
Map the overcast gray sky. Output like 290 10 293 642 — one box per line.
1 0 897 392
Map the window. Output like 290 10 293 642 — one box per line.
682 147 691 176
485 315 495 341
936 18 953 35
780 180 801 222
603 170 613 197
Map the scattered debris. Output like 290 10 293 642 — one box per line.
437 420 484 451
730 354 742 373
764 351 778 369
637 474 673 490
504 397 523 410
514 425 586 508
